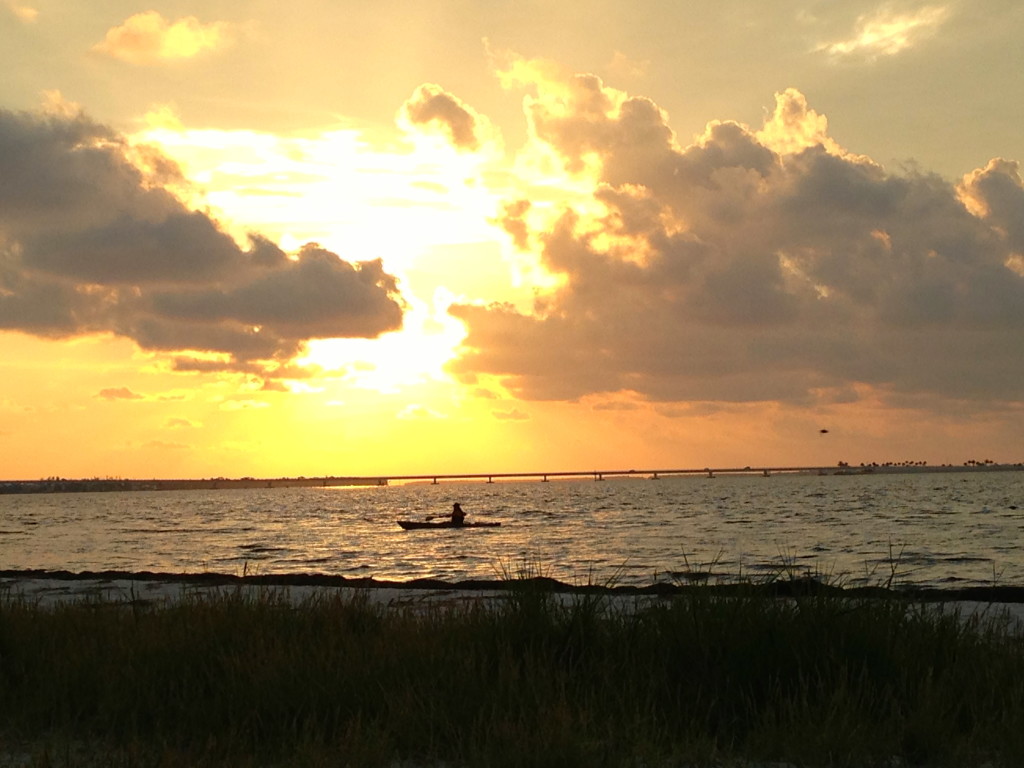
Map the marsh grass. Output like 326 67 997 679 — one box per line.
1 579 1024 767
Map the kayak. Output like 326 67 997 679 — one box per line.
397 520 502 530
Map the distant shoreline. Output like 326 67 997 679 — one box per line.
0 476 389 494
2 463 1022 494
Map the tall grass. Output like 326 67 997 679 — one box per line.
1 582 1023 767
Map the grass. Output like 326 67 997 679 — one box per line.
1 577 1024 767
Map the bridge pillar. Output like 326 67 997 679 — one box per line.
487 476 494 484
763 469 771 477
595 473 604 481
542 475 548 482
651 472 659 480
706 470 714 478
432 478 438 485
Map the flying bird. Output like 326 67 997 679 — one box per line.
819 429 830 434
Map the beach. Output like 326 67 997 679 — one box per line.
0 570 512 613
5 569 1024 631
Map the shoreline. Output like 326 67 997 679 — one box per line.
5 567 1024 606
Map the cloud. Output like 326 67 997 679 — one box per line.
958 158 1024 252
818 5 950 60
608 51 649 80
400 83 491 151
0 106 405 377
448 72 1024 411
92 11 232 64
97 387 144 400
3 1 37 23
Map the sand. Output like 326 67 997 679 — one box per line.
3 572 1024 632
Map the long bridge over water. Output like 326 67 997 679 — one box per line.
356 463 1022 485
3 464 1018 494
371 466 831 484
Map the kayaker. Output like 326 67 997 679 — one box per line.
451 502 466 526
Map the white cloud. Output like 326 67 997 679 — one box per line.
93 11 232 65
3 1 37 23
818 5 950 60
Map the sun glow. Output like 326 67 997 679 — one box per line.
131 104 587 400
299 289 469 393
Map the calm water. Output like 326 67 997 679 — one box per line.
1 472 1023 590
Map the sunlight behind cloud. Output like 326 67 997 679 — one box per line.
130 96 597 397
134 110 508 275
299 285 468 393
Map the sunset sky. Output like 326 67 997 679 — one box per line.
2 1 1023 479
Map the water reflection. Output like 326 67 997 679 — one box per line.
0 473 1022 588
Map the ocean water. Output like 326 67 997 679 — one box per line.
1 471 1022 590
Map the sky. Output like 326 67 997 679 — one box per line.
1 0 1023 479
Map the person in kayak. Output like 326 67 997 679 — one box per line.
451 502 466 526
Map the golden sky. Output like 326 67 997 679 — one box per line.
1 1 1023 479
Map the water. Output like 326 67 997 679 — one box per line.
1 471 1023 590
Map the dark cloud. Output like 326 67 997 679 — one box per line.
450 81 1024 408
402 83 486 151
0 106 405 374
23 212 242 284
960 158 1024 251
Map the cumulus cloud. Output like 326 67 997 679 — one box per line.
0 106 404 377
92 11 231 64
400 83 490 151
448 72 1024 410
818 5 949 60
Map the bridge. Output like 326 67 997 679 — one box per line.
5 465 1015 494
328 463 1019 485
361 466 844 485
